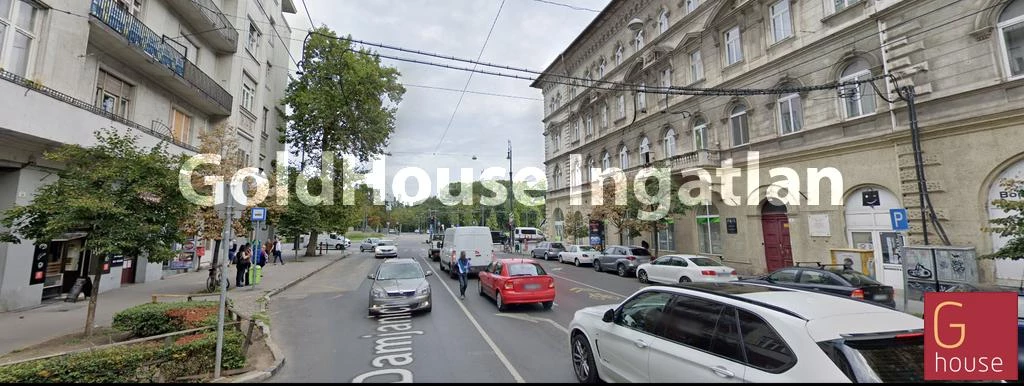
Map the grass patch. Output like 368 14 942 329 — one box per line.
344 231 383 241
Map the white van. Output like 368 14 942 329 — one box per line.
513 227 545 242
296 233 350 250
438 226 494 278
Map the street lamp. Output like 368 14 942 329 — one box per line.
627 18 644 31
507 140 514 234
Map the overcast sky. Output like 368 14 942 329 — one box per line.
284 0 610 204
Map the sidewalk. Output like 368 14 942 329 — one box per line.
0 249 348 357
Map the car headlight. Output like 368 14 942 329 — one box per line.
417 284 430 295
371 287 386 298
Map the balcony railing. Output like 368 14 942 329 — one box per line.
667 149 721 169
193 0 238 47
89 0 232 113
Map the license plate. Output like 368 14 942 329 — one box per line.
717 272 730 276
873 294 888 301
524 284 541 290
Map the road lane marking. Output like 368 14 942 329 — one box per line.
568 287 622 301
416 255 525 383
495 313 570 335
549 273 628 299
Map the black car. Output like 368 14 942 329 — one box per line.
741 263 896 308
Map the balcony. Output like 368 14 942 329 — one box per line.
667 149 721 170
164 0 238 53
88 0 232 116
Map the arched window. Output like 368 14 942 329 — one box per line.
635 30 645 51
693 117 708 150
552 166 562 189
696 204 721 254
572 160 582 186
658 9 669 34
598 59 606 78
729 105 749 146
615 45 624 66
639 137 651 165
585 156 595 181
664 129 676 158
999 0 1024 78
602 151 611 169
778 91 803 135
619 145 629 169
840 58 876 118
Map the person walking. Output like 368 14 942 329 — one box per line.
235 244 251 287
272 237 285 265
457 251 471 299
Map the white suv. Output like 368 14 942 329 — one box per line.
568 282 926 383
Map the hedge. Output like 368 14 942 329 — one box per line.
0 331 246 383
112 301 220 337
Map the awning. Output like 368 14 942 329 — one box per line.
50 232 88 242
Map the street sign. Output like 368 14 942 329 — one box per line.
251 207 267 222
890 208 909 231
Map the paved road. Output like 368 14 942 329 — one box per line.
267 234 648 383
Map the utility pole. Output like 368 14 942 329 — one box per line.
507 140 514 234
214 182 236 379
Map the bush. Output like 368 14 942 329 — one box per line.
0 331 246 383
112 301 219 337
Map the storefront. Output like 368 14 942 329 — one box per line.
843 186 905 290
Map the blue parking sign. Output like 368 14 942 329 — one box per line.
889 208 908 231
251 207 267 222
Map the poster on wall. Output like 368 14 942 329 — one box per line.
808 214 830 237
901 245 978 301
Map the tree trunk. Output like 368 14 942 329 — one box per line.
211 239 222 267
305 230 318 256
84 261 101 337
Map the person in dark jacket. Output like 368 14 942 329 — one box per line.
457 252 471 299
235 244 251 287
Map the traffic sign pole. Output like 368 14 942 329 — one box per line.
214 183 235 379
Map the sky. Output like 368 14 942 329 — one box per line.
283 0 611 204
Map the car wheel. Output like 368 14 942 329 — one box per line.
617 264 627 277
572 333 599 383
679 276 692 283
575 258 580 267
638 270 649 283
542 301 553 310
496 292 506 312
594 261 602 272
335 244 342 250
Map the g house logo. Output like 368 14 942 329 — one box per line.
925 292 1018 381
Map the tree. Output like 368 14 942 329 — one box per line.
1 130 194 336
563 212 587 244
590 167 690 252
282 26 405 255
982 178 1024 260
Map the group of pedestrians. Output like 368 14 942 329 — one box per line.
229 237 284 288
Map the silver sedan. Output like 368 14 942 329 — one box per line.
367 259 433 316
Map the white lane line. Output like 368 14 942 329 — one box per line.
495 313 570 335
548 273 629 299
416 255 525 383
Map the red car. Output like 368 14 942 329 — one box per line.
478 258 555 311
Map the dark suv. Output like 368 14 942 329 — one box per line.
741 263 896 308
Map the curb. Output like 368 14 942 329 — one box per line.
220 252 350 383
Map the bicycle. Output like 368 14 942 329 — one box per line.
206 265 231 292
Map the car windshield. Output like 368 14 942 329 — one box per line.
520 229 536 234
688 257 721 267
376 263 423 280
830 269 882 286
377 241 394 246
508 263 546 276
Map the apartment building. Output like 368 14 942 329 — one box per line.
0 0 296 311
532 0 1024 291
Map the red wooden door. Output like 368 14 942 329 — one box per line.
120 257 136 284
761 214 793 272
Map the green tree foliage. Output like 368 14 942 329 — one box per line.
983 178 1024 260
0 129 195 335
590 167 690 247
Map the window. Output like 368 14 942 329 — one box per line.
663 129 676 158
265 62 272 89
661 296 743 362
247 21 261 56
661 68 672 89
262 107 270 135
619 146 629 169
770 0 793 43
572 160 582 186
0 0 40 77
587 157 595 180
692 118 708 150
617 94 626 119
553 167 562 189
799 270 844 285
730 105 749 146
598 60 606 78
690 50 703 82
657 222 675 250
768 269 799 282
998 0 1024 78
685 0 698 13
725 26 743 65
615 291 674 333
635 30 645 51
737 309 797 372
572 119 580 141
95 70 132 118
551 132 560 150
241 74 256 113
585 71 592 86
840 59 876 118
830 0 859 15
778 92 803 134
658 9 669 34
697 204 721 254
636 83 647 111
171 108 192 144
601 105 609 127
585 115 594 136
602 152 611 169
615 45 623 66
639 137 651 165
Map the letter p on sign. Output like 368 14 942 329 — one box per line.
925 292 1018 381
890 208 909 231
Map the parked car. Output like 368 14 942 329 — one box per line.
374 239 398 259
568 281 928 382
530 241 565 260
359 238 381 252
741 263 896 308
366 259 432 316
636 255 738 284
592 245 652 277
558 245 598 266
478 258 555 312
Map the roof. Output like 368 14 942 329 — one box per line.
529 1 620 89
660 282 903 321
381 258 417 265
497 258 538 265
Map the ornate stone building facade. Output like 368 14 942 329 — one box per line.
532 0 1024 289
